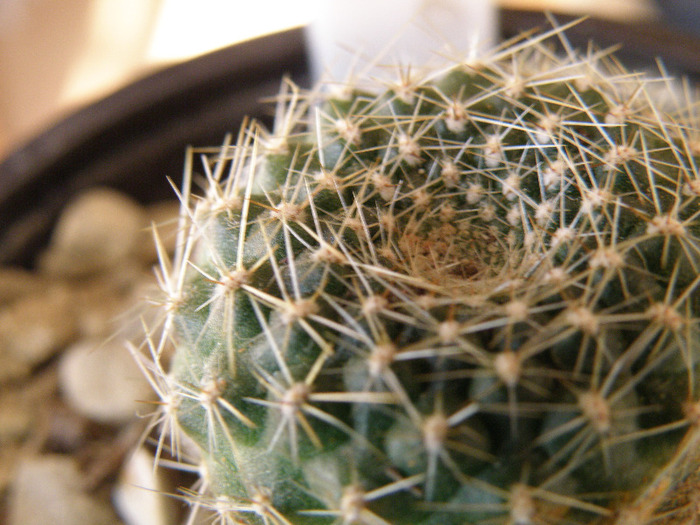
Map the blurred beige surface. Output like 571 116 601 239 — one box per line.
0 0 314 159
0 0 162 157
0 0 658 160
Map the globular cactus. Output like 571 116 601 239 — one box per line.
138 24 700 524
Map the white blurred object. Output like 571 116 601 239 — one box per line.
113 447 173 525
306 0 498 84
147 0 314 62
60 0 161 109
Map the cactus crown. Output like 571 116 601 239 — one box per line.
138 23 700 524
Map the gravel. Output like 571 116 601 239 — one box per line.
0 188 184 524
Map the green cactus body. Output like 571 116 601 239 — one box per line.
142 25 700 524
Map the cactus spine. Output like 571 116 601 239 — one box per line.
138 24 700 524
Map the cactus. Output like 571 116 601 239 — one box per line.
137 23 700 524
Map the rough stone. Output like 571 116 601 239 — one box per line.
8 455 121 525
0 389 36 444
38 188 146 278
68 271 145 340
0 267 46 307
0 284 77 382
58 339 154 424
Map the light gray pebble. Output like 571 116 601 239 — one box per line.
8 455 121 525
0 390 34 444
38 188 146 278
69 269 148 340
0 267 47 307
0 284 77 382
58 339 154 424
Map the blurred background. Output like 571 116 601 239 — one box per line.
0 0 672 161
0 2 698 524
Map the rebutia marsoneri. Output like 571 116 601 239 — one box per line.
133 23 700 524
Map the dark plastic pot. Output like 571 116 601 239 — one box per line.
500 9 700 80
654 0 700 38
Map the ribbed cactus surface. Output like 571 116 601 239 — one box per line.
139 25 700 524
